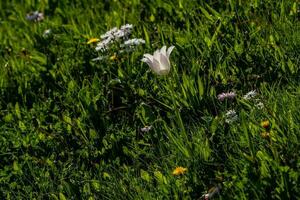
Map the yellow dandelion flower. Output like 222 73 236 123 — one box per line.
261 131 270 139
87 38 100 44
172 166 187 176
261 120 270 129
110 54 117 61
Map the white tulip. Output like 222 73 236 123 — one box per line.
141 46 175 75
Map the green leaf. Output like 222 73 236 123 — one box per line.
92 180 101 192
15 102 21 119
59 193 67 200
3 113 13 122
18 121 26 131
210 117 219 134
30 52 47 65
68 80 76 92
50 194 59 200
89 129 97 139
13 161 19 171
154 171 167 184
199 6 213 21
197 77 204 96
103 172 111 180
141 169 151 182
62 115 72 133
143 25 150 47
205 3 221 18
234 41 244 55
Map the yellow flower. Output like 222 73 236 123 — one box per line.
110 54 117 61
261 120 270 129
172 166 187 176
261 132 270 139
87 38 100 44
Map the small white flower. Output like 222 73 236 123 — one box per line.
114 29 127 39
91 56 107 61
26 11 44 22
120 24 133 30
256 102 264 109
100 24 133 40
119 24 133 37
123 38 145 46
96 24 134 51
43 29 51 37
225 110 238 123
95 37 113 51
100 27 118 39
141 125 152 132
141 46 175 75
115 27 132 39
243 90 257 100
217 92 236 101
201 185 221 200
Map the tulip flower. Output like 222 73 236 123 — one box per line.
141 46 175 75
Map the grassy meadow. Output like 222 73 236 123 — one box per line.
0 0 300 199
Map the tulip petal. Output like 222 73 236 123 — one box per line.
153 50 161 62
159 53 170 73
143 54 154 62
151 57 162 74
167 46 175 58
160 46 167 57
141 58 152 66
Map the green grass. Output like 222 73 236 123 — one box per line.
0 0 299 199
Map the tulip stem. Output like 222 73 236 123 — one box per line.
165 76 191 158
